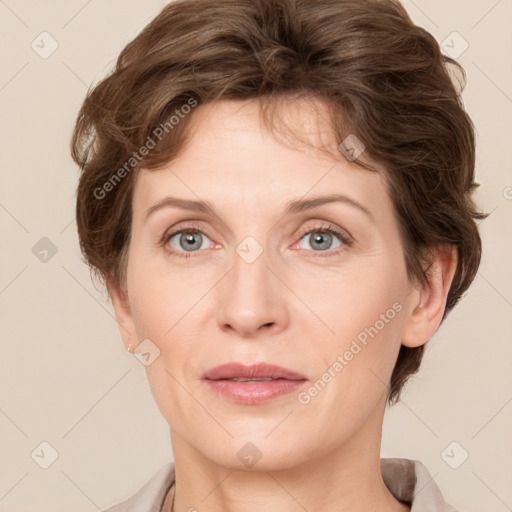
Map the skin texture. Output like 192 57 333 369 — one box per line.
108 98 457 512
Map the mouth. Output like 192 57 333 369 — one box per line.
203 362 307 381
222 377 275 381
203 363 307 404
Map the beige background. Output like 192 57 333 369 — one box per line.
0 1 511 511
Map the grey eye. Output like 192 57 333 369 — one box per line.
169 231 211 252
298 231 342 251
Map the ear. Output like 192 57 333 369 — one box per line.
106 277 138 353
401 245 458 348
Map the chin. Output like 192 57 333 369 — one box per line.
184 431 295 470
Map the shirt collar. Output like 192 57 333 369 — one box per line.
381 458 457 512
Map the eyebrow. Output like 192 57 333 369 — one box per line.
284 194 374 222
144 193 374 223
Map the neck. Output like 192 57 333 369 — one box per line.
168 399 409 512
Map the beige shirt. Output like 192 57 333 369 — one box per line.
103 458 459 512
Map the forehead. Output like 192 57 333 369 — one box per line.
132 98 390 220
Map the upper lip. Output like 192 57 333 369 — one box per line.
203 363 307 381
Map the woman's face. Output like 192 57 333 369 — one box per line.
115 98 420 470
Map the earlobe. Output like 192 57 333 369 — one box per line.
106 277 137 352
401 246 458 348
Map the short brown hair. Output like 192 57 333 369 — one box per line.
71 0 486 404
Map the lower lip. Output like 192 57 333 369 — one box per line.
204 378 307 404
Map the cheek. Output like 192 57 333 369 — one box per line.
305 258 404 341
126 248 205 339
125 258 210 421
302 259 407 397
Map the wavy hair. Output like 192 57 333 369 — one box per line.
71 0 486 404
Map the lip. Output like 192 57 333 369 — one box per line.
203 363 308 405
203 362 307 381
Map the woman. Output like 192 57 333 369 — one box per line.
71 0 485 510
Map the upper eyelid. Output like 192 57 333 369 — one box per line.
164 221 345 238
296 222 350 238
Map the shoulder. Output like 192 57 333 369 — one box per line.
381 457 460 512
103 462 176 512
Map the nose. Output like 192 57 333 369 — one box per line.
215 248 289 338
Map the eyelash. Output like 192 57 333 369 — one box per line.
159 222 354 259
295 223 354 257
159 223 216 260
